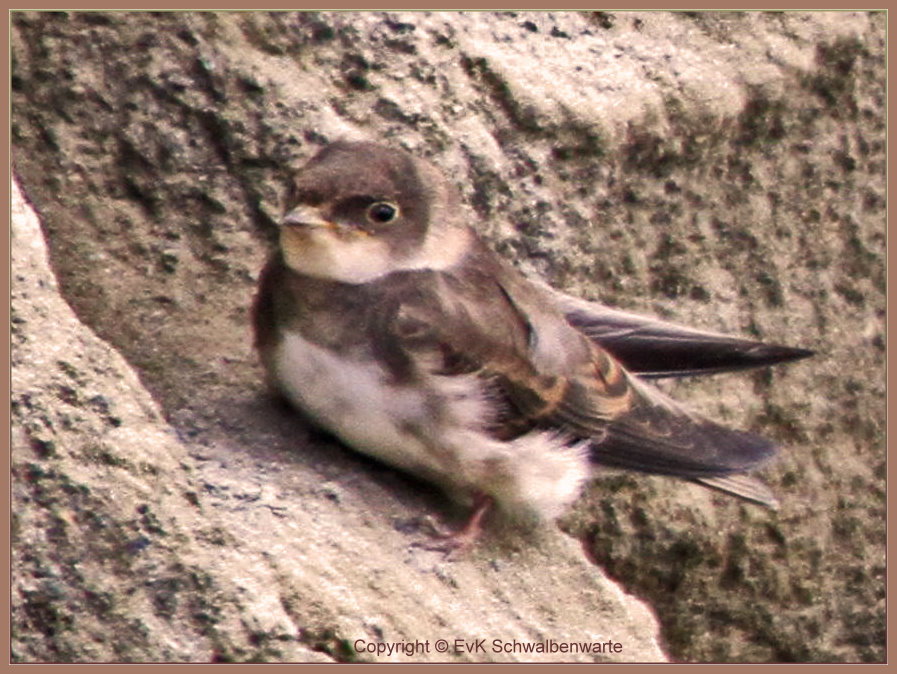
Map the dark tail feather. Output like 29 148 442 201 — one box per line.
590 330 815 379
694 474 779 509
543 285 814 378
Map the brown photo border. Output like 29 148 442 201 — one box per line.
3 3 890 672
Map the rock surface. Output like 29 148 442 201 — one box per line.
11 11 884 662
12 174 664 663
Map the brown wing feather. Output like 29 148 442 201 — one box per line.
385 242 778 489
381 240 635 440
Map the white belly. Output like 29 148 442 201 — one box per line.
272 332 451 479
271 331 592 519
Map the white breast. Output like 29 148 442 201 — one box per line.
272 331 591 519
272 332 453 479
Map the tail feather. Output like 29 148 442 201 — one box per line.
693 474 779 509
541 282 814 378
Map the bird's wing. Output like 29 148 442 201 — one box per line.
592 373 777 480
382 250 778 505
540 282 814 378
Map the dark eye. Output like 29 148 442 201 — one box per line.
366 201 399 224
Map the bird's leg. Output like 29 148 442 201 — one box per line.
416 492 494 556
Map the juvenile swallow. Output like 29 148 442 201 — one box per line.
252 141 812 550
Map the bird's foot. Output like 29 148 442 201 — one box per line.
412 493 494 559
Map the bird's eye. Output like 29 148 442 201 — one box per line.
366 201 400 224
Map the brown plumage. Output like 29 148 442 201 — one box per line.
253 141 812 550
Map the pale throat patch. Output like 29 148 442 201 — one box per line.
280 228 395 284
280 225 472 284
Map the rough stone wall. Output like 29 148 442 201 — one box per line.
11 11 884 662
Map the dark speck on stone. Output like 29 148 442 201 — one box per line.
594 12 616 29
126 536 152 554
309 22 334 42
385 19 415 34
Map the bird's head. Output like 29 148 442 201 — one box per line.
279 141 472 284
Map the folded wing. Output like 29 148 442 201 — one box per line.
385 252 790 509
496 349 780 507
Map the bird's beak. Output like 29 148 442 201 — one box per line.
280 205 332 230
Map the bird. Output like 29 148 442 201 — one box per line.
252 140 813 552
